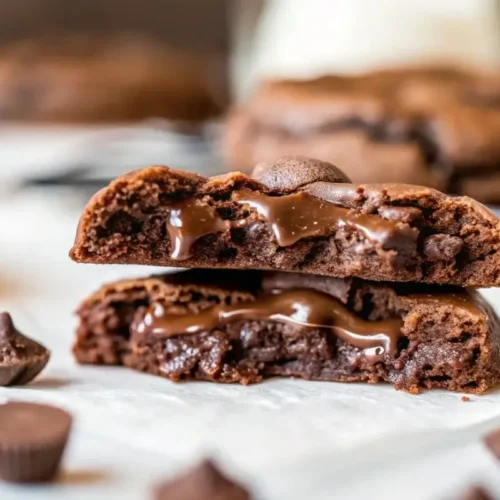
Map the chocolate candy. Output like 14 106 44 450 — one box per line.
154 459 251 500
0 312 50 386
0 402 72 483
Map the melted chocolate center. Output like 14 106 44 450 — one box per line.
233 190 417 248
165 190 418 261
135 288 404 360
167 199 229 260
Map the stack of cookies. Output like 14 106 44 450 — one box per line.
70 156 500 394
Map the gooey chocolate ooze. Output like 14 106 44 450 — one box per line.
137 288 404 361
167 190 418 262
73 269 500 394
70 157 500 286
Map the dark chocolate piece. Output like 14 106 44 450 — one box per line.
0 313 50 386
154 459 251 500
254 155 351 191
221 66 500 203
423 234 463 261
70 159 500 286
73 269 500 394
0 402 72 483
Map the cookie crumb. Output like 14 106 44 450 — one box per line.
462 396 470 402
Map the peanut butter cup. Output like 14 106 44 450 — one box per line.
70 158 500 287
0 312 50 386
0 402 72 483
73 269 500 394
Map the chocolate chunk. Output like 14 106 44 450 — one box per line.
423 234 463 261
73 269 500 394
70 161 500 286
459 485 495 500
483 428 500 460
0 313 50 386
154 459 251 500
0 402 72 483
253 155 351 192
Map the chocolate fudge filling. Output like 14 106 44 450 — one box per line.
74 269 500 393
167 190 418 261
136 288 404 360
232 191 417 249
167 199 231 261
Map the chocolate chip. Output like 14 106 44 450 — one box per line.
154 459 252 500
0 313 50 386
254 156 351 192
0 402 72 483
423 234 463 261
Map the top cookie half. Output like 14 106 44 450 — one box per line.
70 156 500 287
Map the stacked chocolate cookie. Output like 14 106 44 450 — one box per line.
70 157 500 394
222 67 500 204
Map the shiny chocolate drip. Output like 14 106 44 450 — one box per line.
136 288 403 359
167 199 229 260
233 190 418 249
165 191 418 260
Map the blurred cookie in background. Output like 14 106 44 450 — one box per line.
222 66 500 204
0 36 224 124
0 0 232 125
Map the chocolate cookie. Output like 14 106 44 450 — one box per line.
221 66 500 203
73 269 500 394
0 36 223 123
70 158 500 286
